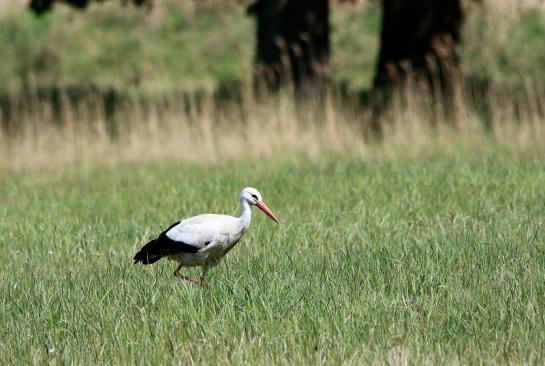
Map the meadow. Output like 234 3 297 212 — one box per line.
1 0 545 364
1 151 545 364
1 41 545 366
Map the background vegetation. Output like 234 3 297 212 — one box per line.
1 0 545 364
0 0 544 92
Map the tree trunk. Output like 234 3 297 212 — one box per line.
373 0 463 93
30 0 149 15
247 0 330 92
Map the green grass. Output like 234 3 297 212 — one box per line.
1 153 545 364
0 1 254 90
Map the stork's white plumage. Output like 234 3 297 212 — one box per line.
133 187 278 286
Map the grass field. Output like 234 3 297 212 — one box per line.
1 152 545 364
1 1 545 363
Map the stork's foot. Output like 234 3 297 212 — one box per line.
173 272 209 287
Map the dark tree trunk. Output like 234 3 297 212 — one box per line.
247 0 330 92
374 0 463 93
30 0 88 14
30 0 149 15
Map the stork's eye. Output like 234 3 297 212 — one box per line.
251 194 258 200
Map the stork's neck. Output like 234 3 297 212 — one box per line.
238 198 252 228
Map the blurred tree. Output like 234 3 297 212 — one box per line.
29 0 149 15
247 0 330 92
373 0 463 93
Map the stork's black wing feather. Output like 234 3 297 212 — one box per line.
133 221 200 265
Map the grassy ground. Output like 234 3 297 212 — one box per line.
1 1 545 363
1 152 545 364
0 1 544 92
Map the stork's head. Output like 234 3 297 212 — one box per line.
241 187 279 223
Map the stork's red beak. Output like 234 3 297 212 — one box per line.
256 200 279 224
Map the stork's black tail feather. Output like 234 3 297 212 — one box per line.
133 239 163 265
134 221 199 265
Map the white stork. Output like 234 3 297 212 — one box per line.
133 187 279 286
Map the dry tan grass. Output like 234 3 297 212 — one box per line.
0 0 544 173
0 87 362 172
1 80 544 174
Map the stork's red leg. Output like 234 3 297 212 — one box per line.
179 275 209 288
173 264 209 287
173 262 184 278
